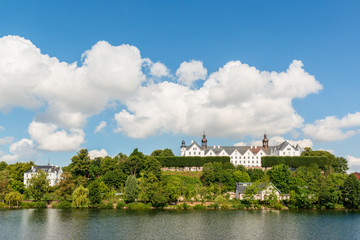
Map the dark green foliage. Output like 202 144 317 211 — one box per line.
103 169 127 189
341 174 360 209
301 148 348 173
68 149 91 177
124 175 139 203
247 169 265 182
261 156 328 169
53 201 72 209
0 161 7 171
32 201 47 208
89 157 102 179
156 156 230 167
10 180 25 194
26 170 49 201
97 202 114 209
193 204 206 209
6 161 35 181
267 164 293 194
88 180 102 204
126 202 151 210
116 201 126 209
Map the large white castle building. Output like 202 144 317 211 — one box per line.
24 165 62 187
180 134 302 168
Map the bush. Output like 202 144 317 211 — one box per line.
53 201 72 209
193 204 206 210
98 202 114 209
155 156 230 167
20 202 34 208
33 201 47 208
0 202 6 208
116 201 126 209
261 156 327 169
126 202 151 210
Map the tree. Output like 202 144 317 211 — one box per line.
124 149 144 176
88 179 102 205
55 172 75 200
139 173 167 207
233 170 251 183
100 156 117 175
141 156 162 180
150 150 163 157
0 170 10 202
6 161 35 181
267 164 293 194
0 161 8 171
341 174 360 209
72 186 89 208
301 148 347 173
27 170 49 201
9 180 25 194
244 183 260 204
247 169 265 182
103 169 127 189
69 149 91 177
89 157 102 179
5 192 23 208
159 148 175 157
124 175 139 203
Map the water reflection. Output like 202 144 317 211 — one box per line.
1 209 360 240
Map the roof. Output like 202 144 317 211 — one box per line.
235 182 281 194
25 165 61 173
353 172 360 180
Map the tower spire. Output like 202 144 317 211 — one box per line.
201 131 207 149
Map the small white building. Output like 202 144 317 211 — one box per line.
24 165 63 187
180 133 302 168
235 182 287 201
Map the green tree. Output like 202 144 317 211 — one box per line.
68 149 91 177
88 179 102 205
5 192 23 208
9 180 25 194
159 148 175 157
55 172 75 200
267 164 293 193
244 183 260 204
124 149 144 176
139 173 167 207
103 169 127 189
100 156 117 175
0 170 10 202
150 150 163 156
341 174 360 209
141 156 162 180
89 157 102 179
247 168 265 182
301 148 348 173
72 186 89 208
124 175 139 203
0 161 8 171
27 170 49 201
6 161 35 181
233 170 251 183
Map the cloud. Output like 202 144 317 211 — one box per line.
0 138 39 163
88 149 108 159
28 121 85 151
303 112 360 142
347 155 360 173
176 60 207 86
150 62 170 77
0 136 14 145
0 126 4 131
94 121 107 133
115 60 322 139
237 136 313 148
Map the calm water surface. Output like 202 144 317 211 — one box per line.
0 209 359 240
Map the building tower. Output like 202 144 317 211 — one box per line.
262 133 269 149
180 139 186 156
201 132 207 149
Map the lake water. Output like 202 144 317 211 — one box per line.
0 209 359 240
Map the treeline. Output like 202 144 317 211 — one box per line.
156 156 230 167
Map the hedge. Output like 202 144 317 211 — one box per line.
261 156 328 169
155 156 230 167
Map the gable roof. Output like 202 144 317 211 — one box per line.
235 182 281 194
25 165 61 173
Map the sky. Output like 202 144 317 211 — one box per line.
0 0 360 171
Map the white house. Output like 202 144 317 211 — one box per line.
180 133 302 168
235 182 289 201
24 165 63 187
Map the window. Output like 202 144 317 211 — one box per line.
193 147 196 150
256 156 258 159
287 147 291 151
199 152 201 155
210 152 212 155
248 156 250 159
189 152 191 155
252 161 254 163
231 156 233 159
235 156 237 159
252 156 254 159
194 152 196 155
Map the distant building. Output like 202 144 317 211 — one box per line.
24 165 63 187
235 182 289 201
353 172 360 180
180 133 302 168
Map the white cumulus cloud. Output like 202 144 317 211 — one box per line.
0 138 39 163
347 155 360 173
176 60 207 86
0 136 14 145
115 60 322 139
150 62 170 77
28 121 85 151
303 112 360 142
94 121 107 133
88 149 108 159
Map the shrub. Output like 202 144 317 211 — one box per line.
33 201 47 208
98 202 114 209
116 201 126 209
53 201 72 209
0 202 6 208
193 204 206 210
126 202 151 210
20 202 34 208
155 156 230 167
261 156 327 169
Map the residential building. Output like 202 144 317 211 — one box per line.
24 165 63 187
180 133 302 167
235 182 289 201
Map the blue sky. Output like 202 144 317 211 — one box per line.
0 1 360 170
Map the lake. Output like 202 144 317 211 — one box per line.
0 209 359 240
